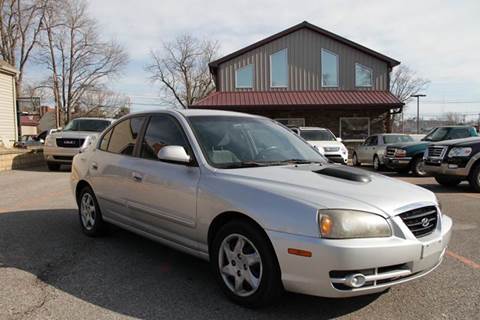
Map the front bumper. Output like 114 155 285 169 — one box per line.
424 162 468 177
324 152 348 164
267 214 452 298
384 157 412 170
43 146 80 163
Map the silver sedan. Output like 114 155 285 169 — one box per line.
71 109 452 307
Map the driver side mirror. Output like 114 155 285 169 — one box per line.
336 137 342 142
157 145 191 164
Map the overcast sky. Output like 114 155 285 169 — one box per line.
83 0 480 118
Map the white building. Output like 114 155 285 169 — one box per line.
0 60 18 148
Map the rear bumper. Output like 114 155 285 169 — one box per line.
267 214 452 298
44 146 80 163
424 162 468 177
384 157 412 170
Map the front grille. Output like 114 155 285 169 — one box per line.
386 147 396 157
324 147 340 152
53 156 74 161
56 138 84 148
399 206 438 238
426 145 447 158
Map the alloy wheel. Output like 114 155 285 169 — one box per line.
373 157 379 170
80 193 96 230
416 160 427 176
218 234 263 297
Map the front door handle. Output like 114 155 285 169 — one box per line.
132 172 143 182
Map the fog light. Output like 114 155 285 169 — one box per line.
346 273 366 288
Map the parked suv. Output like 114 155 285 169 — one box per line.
384 126 478 176
423 137 480 191
71 109 451 307
352 134 414 170
44 117 114 170
292 127 348 164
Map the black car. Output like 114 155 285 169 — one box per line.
384 126 478 176
423 137 480 191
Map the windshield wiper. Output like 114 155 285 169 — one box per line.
220 161 268 169
274 159 323 165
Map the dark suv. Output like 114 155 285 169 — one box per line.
384 126 478 176
423 137 480 191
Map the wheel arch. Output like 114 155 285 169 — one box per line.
75 179 93 205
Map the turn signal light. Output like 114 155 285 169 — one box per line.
320 215 333 236
288 248 312 257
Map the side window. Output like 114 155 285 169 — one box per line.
448 128 469 140
99 129 112 151
140 115 190 160
370 136 378 146
107 117 145 155
363 137 372 146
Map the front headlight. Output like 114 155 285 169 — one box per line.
448 147 472 158
318 209 391 239
45 135 56 147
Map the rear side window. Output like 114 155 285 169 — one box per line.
140 115 190 160
99 129 112 151
370 136 378 145
107 117 145 156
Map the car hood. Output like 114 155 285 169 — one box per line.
306 140 344 148
431 137 480 147
387 141 429 149
49 131 101 139
220 164 437 217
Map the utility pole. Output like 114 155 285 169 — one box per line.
411 94 426 134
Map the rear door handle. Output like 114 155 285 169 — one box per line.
132 172 144 182
91 162 98 170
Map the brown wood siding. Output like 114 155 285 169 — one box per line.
217 29 389 92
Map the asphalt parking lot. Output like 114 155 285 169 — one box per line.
0 166 479 320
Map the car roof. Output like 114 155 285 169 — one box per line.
126 108 261 118
298 127 329 130
73 117 115 121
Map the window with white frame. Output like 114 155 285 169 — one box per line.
321 49 338 87
339 117 370 140
235 64 253 88
355 63 373 87
270 49 288 87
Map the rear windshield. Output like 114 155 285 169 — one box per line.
383 135 414 144
63 119 111 132
300 129 336 141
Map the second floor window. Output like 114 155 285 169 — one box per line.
270 48 288 88
321 49 339 87
235 64 253 88
355 63 373 87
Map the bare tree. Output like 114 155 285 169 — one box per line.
38 0 128 124
76 88 131 118
147 34 219 108
390 65 430 103
0 0 45 96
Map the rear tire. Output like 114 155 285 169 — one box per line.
352 153 361 166
435 175 462 187
78 186 105 237
47 162 61 171
468 164 480 192
210 220 283 307
411 157 427 177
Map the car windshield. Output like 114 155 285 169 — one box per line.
188 116 327 168
63 119 111 132
422 128 450 142
383 135 414 144
300 129 336 141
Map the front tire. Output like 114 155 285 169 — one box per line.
468 164 480 192
78 186 105 237
352 153 361 166
435 175 463 187
210 220 282 307
373 155 382 171
411 157 427 177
